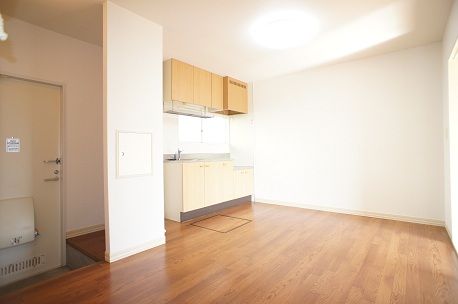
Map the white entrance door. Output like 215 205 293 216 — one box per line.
0 75 62 286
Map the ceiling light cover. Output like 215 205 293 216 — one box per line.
251 11 319 49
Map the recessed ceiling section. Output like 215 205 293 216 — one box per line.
0 0 454 81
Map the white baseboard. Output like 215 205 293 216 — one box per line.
444 224 458 254
105 236 166 263
256 199 445 227
66 224 105 239
445 223 452 238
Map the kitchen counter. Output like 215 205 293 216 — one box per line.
234 166 254 170
164 158 232 163
163 153 231 163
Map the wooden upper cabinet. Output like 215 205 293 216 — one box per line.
193 67 212 107
220 76 248 115
163 59 194 103
211 73 224 110
164 59 248 115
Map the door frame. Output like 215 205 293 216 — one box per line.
0 72 66 266
448 39 458 252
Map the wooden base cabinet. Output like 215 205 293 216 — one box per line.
203 162 223 207
221 161 234 202
234 168 254 198
164 161 253 222
182 162 205 212
180 162 223 212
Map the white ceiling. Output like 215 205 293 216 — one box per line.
0 0 454 82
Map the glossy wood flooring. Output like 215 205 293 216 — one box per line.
66 230 105 262
2 202 458 303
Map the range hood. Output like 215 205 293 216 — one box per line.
163 100 214 118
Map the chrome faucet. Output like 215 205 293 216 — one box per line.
177 148 183 160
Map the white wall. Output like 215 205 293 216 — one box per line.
443 0 458 246
163 113 179 153
0 17 104 233
230 83 255 167
253 43 444 222
104 2 164 262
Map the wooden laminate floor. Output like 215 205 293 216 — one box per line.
2 202 458 303
67 230 105 262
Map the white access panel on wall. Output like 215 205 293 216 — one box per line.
117 131 153 177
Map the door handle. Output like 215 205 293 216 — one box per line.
43 158 61 164
44 177 59 182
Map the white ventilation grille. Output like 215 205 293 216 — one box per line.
0 254 46 277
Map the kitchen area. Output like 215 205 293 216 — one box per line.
162 59 255 222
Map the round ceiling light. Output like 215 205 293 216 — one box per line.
251 11 319 49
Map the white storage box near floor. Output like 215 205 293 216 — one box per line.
0 197 35 250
